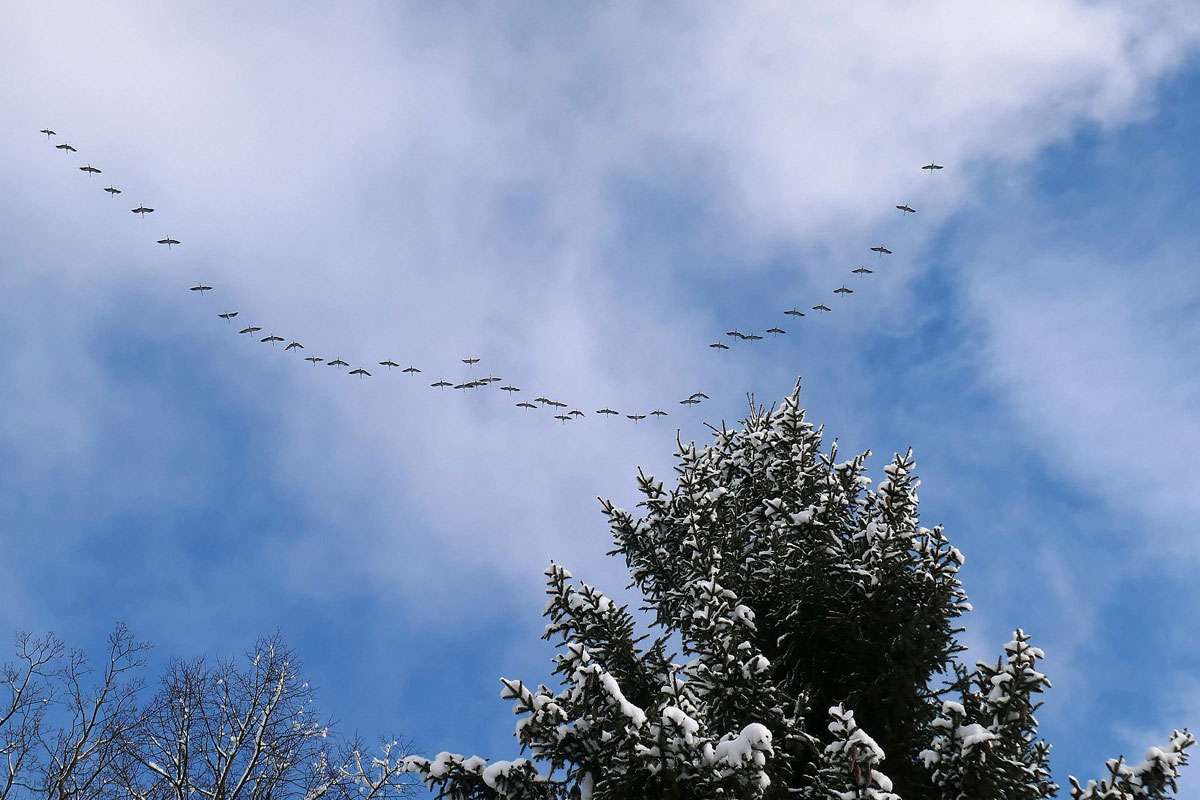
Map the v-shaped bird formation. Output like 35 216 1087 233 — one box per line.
36 127 942 425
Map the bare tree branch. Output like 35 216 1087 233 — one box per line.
0 628 413 800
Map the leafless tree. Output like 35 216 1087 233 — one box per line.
1 632 63 800
39 624 149 800
1 630 412 800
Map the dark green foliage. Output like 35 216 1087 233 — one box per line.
404 383 1193 800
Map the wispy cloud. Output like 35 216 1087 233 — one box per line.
3 0 1199 780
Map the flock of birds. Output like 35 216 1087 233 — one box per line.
37 127 943 425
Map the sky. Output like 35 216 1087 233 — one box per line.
2 0 1199 794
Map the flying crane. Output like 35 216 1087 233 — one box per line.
870 245 892 255
812 303 832 312
218 311 239 321
709 341 730 350
328 358 349 368
784 308 806 317
238 325 263 335
895 203 916 214
189 284 213 293
103 186 121 196
79 165 101 175
131 205 154 216
55 143 77 153
349 368 372 378
834 285 854 295
157 237 180 248
284 341 304 351
260 335 285 345
40 129 56 138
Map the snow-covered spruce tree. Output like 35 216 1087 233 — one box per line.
402 383 1193 800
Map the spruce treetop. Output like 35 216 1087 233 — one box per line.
401 383 1193 800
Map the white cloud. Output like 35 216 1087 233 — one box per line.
961 201 1200 556
2 0 1198 639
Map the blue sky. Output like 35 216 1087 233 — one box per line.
3 1 1200 794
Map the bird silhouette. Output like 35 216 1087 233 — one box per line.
35 128 947 418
